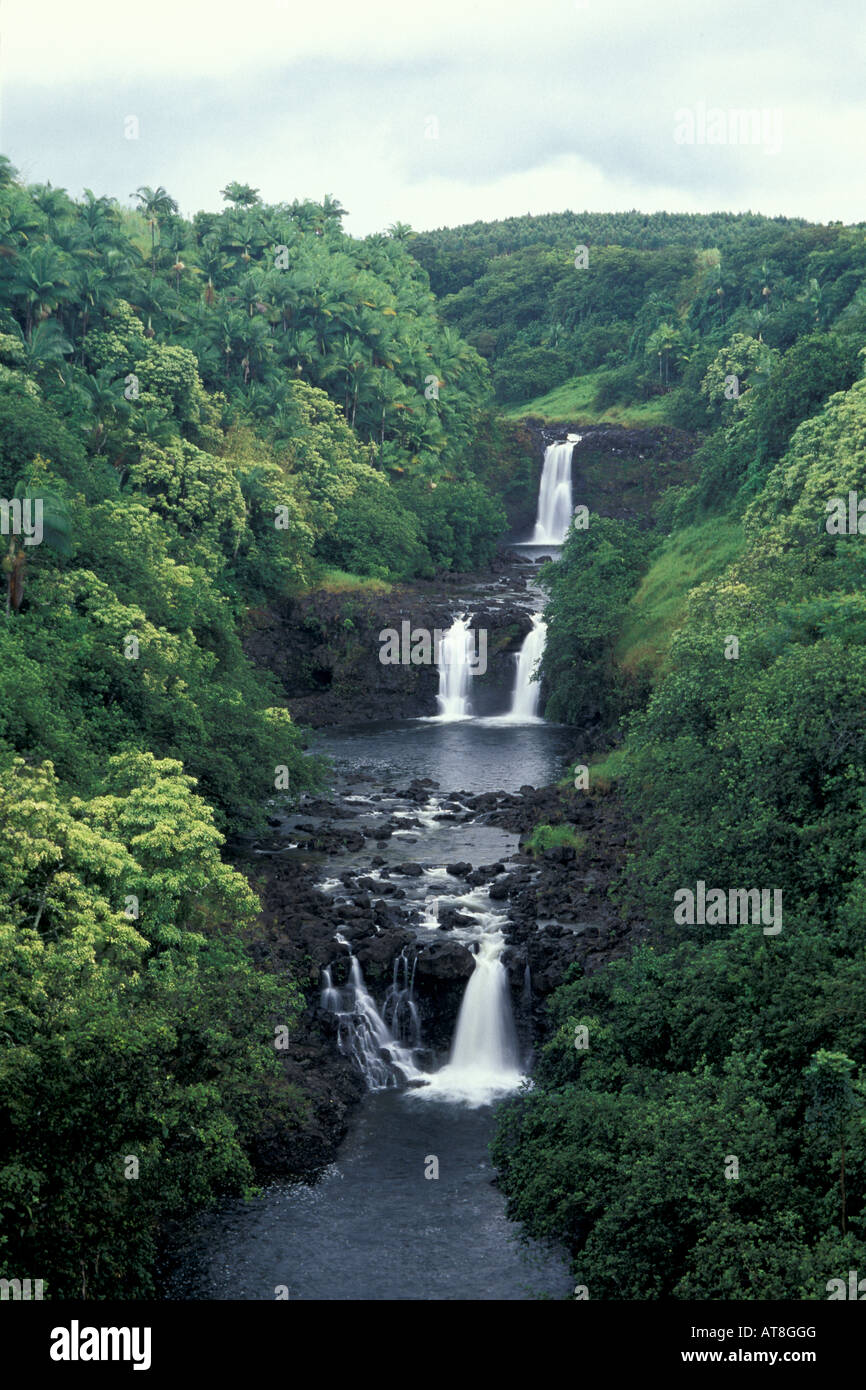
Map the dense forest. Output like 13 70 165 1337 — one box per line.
2 158 866 1299
413 209 866 414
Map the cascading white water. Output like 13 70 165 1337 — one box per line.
414 931 524 1106
502 614 547 722
321 953 421 1089
320 966 341 1013
382 946 421 1048
435 615 475 720
531 440 578 544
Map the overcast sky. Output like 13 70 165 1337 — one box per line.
2 0 864 235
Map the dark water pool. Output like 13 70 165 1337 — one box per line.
165 1090 572 1301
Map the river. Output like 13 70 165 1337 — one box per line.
164 444 580 1301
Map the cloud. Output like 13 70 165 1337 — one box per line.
2 0 863 232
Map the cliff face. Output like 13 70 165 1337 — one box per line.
242 559 545 726
520 420 697 525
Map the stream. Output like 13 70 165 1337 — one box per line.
165 442 581 1301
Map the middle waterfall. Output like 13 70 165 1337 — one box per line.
502 614 547 722
435 615 476 720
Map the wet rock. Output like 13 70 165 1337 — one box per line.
355 929 414 979
437 905 479 931
446 861 472 877
416 940 475 979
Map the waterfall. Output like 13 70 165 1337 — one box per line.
531 440 578 544
522 960 532 1011
435 615 475 720
502 614 547 722
382 946 421 1048
321 966 341 1013
321 953 421 1090
414 932 524 1106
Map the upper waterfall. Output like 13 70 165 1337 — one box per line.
531 439 579 545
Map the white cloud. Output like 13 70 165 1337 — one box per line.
2 0 863 231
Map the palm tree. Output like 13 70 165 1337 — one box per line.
71 263 116 359
3 480 72 616
133 185 179 273
70 366 132 447
8 320 73 375
323 336 377 426
193 234 234 307
236 316 274 386
220 182 261 208
321 194 347 228
77 189 122 249
29 182 75 235
221 211 269 268
10 244 72 341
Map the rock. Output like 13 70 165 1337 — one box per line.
437 905 479 931
446 861 472 877
415 941 476 980
392 862 424 876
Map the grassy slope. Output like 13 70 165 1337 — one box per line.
502 369 674 426
615 518 745 680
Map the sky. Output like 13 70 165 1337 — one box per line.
1 0 864 236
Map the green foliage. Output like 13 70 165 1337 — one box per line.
523 823 586 855
402 475 507 572
540 516 653 731
0 755 307 1297
315 475 425 580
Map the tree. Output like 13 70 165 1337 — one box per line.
805 1051 860 1236
133 185 179 273
220 181 261 208
3 472 72 615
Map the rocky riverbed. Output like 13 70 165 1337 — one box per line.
231 769 647 1179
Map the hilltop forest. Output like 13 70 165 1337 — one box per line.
2 159 866 1298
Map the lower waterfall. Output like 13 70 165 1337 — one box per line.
322 953 420 1090
413 930 524 1106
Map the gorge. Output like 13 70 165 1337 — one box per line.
163 436 614 1300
